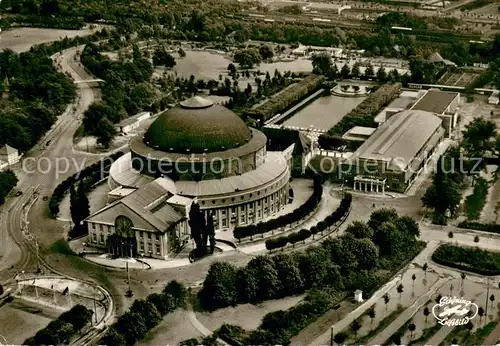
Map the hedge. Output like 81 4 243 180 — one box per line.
49 151 124 217
265 193 352 251
234 175 323 241
326 83 402 136
432 244 500 276
24 305 93 345
245 74 325 122
458 220 500 234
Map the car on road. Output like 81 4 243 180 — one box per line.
15 191 23 196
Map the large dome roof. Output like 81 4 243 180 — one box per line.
144 96 252 153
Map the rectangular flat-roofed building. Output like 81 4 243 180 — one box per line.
410 89 459 137
342 110 445 193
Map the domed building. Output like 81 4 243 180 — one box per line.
85 97 294 259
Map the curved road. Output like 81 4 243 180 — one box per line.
0 46 99 281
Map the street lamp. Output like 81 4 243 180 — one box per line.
125 243 133 297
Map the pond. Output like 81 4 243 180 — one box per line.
282 94 366 131
172 50 313 80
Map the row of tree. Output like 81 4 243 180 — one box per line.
312 53 404 83
49 151 123 217
99 281 188 346
199 208 422 344
233 175 323 241
0 170 18 204
265 193 352 251
24 304 93 345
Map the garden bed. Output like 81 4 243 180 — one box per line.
432 244 500 275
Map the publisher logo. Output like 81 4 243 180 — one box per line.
432 296 478 326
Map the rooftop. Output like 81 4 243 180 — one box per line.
350 110 443 170
145 96 252 153
0 144 17 155
411 90 459 114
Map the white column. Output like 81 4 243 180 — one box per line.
364 183 367 192
370 181 373 192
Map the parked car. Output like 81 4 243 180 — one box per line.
15 191 23 196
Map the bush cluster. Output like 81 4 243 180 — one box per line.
325 83 402 136
49 151 124 216
265 193 352 251
99 281 188 346
201 209 423 345
432 244 500 276
458 220 500 234
245 74 325 123
200 209 421 312
24 305 93 345
233 176 323 241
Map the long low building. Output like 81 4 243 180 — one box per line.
410 89 459 137
342 110 445 193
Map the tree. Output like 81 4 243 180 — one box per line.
422 156 461 221
259 45 274 61
352 85 360 93
466 321 474 334
340 63 350 78
100 327 126 346
478 306 485 325
351 319 361 337
397 283 404 303
351 62 361 77
352 238 379 270
377 66 387 82
490 294 495 311
188 201 206 254
227 63 236 75
77 182 90 222
435 294 442 304
396 215 420 238
312 53 333 76
368 306 376 329
423 262 428 278
178 48 186 58
408 323 416 339
461 272 466 289
206 212 216 254
233 48 261 69
364 63 374 78
333 332 347 346
412 274 417 288
247 256 280 300
369 208 398 232
82 102 117 134
152 47 176 68
383 293 390 315
462 118 497 157
94 118 117 148
423 306 430 325
273 254 304 296
200 262 238 309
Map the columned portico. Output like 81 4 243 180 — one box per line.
353 176 387 194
